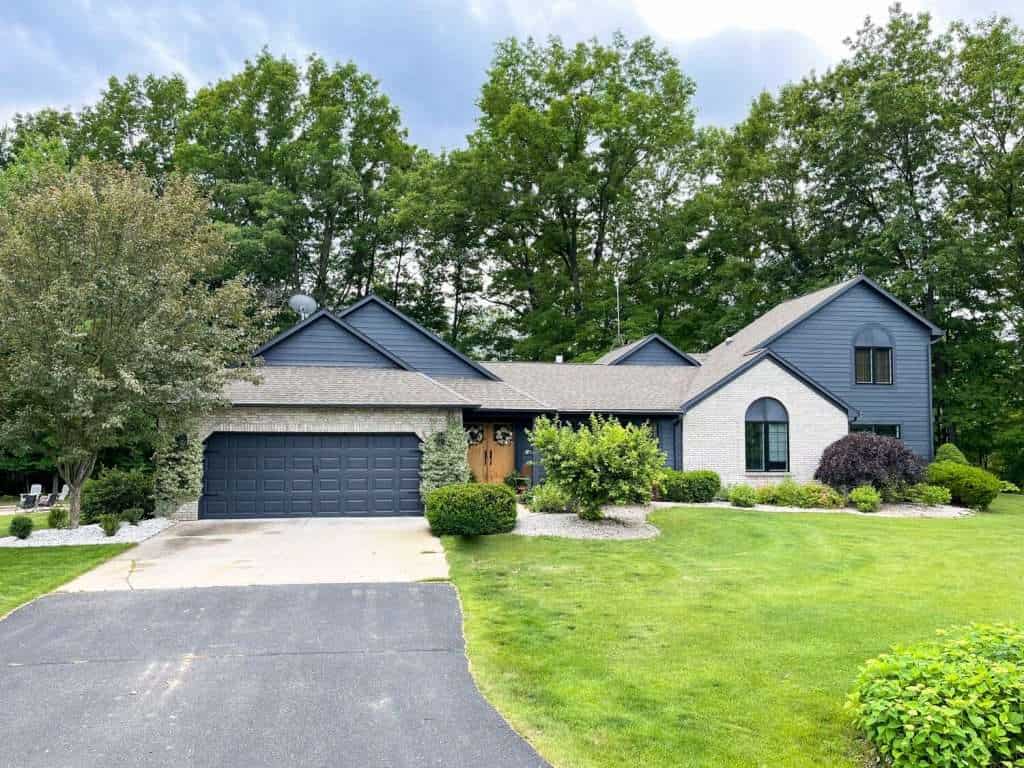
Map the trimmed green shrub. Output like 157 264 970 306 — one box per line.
905 483 952 507
47 507 69 529
729 484 758 508
9 515 33 539
659 470 720 503
848 624 1024 768
528 415 664 520
419 418 471 497
530 483 572 514
1001 480 1020 494
99 514 121 537
755 480 844 508
935 442 969 465
81 467 154 524
815 433 924 491
121 507 144 525
849 484 882 513
926 461 1002 510
424 484 517 536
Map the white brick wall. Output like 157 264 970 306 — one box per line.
682 358 848 486
170 406 461 520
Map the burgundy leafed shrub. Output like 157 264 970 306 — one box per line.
815 433 925 492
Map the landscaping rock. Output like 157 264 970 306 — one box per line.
0 517 173 547
513 504 659 540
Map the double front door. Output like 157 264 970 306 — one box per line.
466 423 515 484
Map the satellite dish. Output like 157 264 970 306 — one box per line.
288 294 318 320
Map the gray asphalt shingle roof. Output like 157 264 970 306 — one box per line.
226 367 476 407
436 377 552 411
483 362 696 413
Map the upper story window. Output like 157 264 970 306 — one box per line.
745 398 789 472
853 325 894 385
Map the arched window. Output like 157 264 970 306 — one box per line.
745 398 789 472
853 325 894 385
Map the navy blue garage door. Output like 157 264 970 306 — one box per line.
199 433 422 519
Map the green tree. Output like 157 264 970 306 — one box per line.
0 160 267 526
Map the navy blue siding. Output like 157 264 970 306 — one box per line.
767 282 934 458
617 340 695 366
344 301 486 378
261 316 400 368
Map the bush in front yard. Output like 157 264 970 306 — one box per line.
729 484 758 508
81 467 154 524
926 461 1002 510
99 513 121 537
47 507 69 529
904 483 952 507
527 415 665 520
121 507 144 525
530 483 573 514
9 515 33 539
848 624 1024 768
755 480 844 508
424 484 517 536
659 470 720 503
935 442 969 465
814 433 925 492
849 484 882 513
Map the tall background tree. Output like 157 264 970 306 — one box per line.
2 9 1023 478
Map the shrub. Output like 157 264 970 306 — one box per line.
419 418 471 497
849 484 882 513
530 483 572 514
47 507 69 529
797 481 845 509
729 484 758 508
815 433 925 491
121 507 144 525
904 483 952 507
153 433 203 516
1001 480 1020 494
9 515 33 539
935 442 969 465
659 470 720 503
926 461 1002 510
848 624 1024 768
754 480 844 508
528 415 665 520
99 514 121 537
424 484 517 536
81 467 154 524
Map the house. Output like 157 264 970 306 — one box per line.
176 276 943 520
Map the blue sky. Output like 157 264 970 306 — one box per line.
1 0 1020 150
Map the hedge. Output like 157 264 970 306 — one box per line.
424 483 517 536
659 470 721 503
926 461 1002 510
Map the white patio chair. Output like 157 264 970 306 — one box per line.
19 484 43 509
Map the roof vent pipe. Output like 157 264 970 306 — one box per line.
725 336 734 345
555 354 564 364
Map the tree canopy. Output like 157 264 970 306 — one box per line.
2 9 1023 478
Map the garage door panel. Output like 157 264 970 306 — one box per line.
200 432 422 519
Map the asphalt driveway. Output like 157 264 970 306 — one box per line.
0 583 546 768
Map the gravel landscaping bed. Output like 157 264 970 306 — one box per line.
514 505 660 540
0 517 173 547
650 500 970 518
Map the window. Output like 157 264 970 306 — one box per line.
854 347 893 384
745 398 789 472
850 423 901 439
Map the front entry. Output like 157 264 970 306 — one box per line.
466 423 515 484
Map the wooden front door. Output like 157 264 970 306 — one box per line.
466 423 515 484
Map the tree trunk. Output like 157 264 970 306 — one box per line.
58 455 97 528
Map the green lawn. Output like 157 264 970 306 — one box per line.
0 510 51 537
0 545 131 617
445 494 1024 768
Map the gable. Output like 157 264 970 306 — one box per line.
615 337 698 366
260 315 402 368
340 298 493 379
